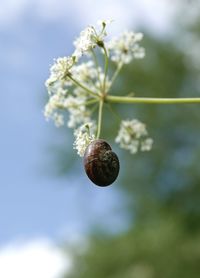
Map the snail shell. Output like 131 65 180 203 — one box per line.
83 139 120 187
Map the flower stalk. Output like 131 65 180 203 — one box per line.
102 44 109 92
106 95 200 104
96 99 104 139
68 75 98 98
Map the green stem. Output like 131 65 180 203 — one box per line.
103 45 109 92
85 99 99 106
96 99 104 139
91 49 103 91
110 63 123 88
68 75 98 98
106 95 200 104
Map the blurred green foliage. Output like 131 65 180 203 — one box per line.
62 5 200 277
67 214 200 278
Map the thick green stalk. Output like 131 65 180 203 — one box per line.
106 95 200 104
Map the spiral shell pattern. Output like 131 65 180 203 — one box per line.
84 139 120 186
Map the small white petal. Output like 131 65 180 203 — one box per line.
107 31 145 65
115 119 153 154
73 122 96 157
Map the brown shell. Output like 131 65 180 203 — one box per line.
83 139 120 186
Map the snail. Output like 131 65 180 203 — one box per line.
83 139 120 187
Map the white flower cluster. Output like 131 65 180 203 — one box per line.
44 20 148 157
64 96 91 128
44 60 104 129
45 56 74 88
73 20 110 59
44 88 66 127
73 123 96 157
108 31 145 64
115 119 153 154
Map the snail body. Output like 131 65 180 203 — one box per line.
83 139 120 186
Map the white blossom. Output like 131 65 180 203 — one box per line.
53 113 64 127
73 122 96 157
71 61 98 85
115 119 153 154
141 138 154 151
44 98 64 127
44 88 67 126
73 22 107 59
44 84 93 128
107 31 145 64
45 56 75 88
44 93 91 128
63 96 91 128
73 26 96 59
71 61 111 94
95 73 111 92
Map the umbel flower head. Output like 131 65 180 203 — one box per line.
44 19 153 158
115 119 153 154
108 31 145 64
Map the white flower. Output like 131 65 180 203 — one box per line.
71 61 98 85
73 26 96 59
44 93 92 128
44 98 64 127
63 96 92 128
141 138 153 151
73 22 108 59
115 119 153 154
107 31 145 64
71 61 111 94
53 113 64 127
73 122 96 157
44 77 94 128
45 56 75 88
44 88 67 126
95 72 111 92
